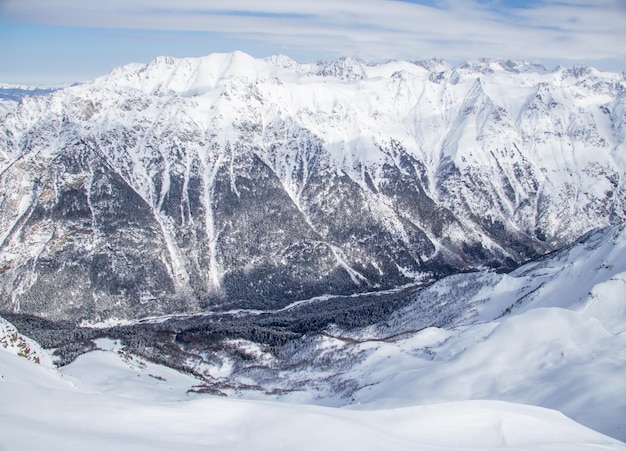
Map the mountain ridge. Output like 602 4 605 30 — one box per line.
0 52 624 323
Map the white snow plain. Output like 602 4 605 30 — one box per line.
0 349 624 451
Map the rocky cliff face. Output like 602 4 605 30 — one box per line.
0 52 624 323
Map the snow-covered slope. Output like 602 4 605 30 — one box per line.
0 315 53 367
350 224 626 440
0 349 624 450
0 52 625 323
169 222 625 441
352 223 626 440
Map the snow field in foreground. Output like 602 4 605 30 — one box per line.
0 351 624 451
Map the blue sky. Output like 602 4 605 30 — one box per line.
1 0 625 85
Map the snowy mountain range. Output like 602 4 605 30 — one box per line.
0 83 59 117
1 52 624 324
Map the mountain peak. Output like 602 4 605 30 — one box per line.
315 57 367 80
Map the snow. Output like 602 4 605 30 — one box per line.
3 52 624 271
581 273 626 334
0 348 623 451
347 311 626 438
59 339 201 401
0 316 54 368
341 224 626 441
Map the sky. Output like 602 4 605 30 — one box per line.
0 0 625 85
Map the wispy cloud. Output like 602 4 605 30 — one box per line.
2 0 625 68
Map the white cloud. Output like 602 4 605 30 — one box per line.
2 0 625 68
